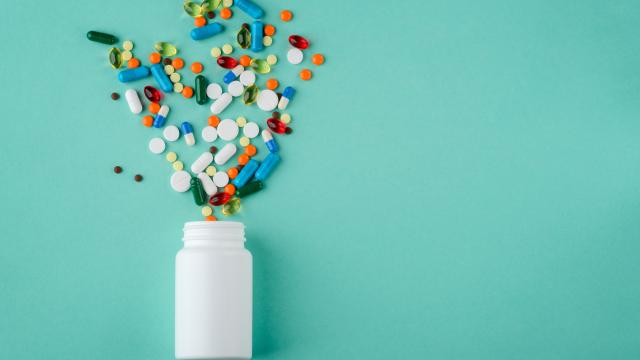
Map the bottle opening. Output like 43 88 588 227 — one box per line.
183 221 245 242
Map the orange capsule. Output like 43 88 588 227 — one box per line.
127 58 140 68
191 62 204 73
224 184 236 195
237 154 249 165
239 55 251 67
265 78 279 90
149 52 161 64
244 144 257 156
312 54 325 65
148 102 161 114
182 86 194 98
264 24 276 36
194 16 207 27
172 57 185 70
220 7 232 19
141 115 153 127
280 10 293 22
299 69 312 81
208 115 221 127
227 167 239 179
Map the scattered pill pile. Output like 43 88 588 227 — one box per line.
88 0 324 220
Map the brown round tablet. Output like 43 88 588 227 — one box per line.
285 127 293 134
114 166 122 174
134 174 143 182
209 146 218 154
111 92 120 100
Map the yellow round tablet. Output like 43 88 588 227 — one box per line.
166 151 177 162
235 116 247 127
281 113 291 124
262 36 273 47
173 83 184 93
123 40 134 51
239 136 250 147
223 0 233 7
122 50 132 61
206 166 217 176
164 65 175 75
210 47 222 58
173 160 184 171
170 72 181 83
266 54 278 65
222 44 233 55
201 206 213 217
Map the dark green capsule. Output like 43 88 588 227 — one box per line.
237 27 251 49
242 84 259 105
108 47 122 69
191 178 207 206
195 75 208 105
236 180 264 198
87 31 118 45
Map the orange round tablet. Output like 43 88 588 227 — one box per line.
299 69 312 81
265 78 279 90
182 86 194 98
312 54 325 65
149 52 161 64
237 154 249 165
208 115 220 127
220 7 232 19
280 10 293 22
191 62 203 73
149 102 161 114
244 144 257 156
142 115 153 127
224 184 236 195
227 167 239 179
172 57 185 70
205 215 217 221
127 58 140 68
239 55 251 67
194 16 206 27
264 24 276 36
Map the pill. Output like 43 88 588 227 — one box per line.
155 42 177 56
182 122 196 146
208 115 221 127
111 92 120 100
173 160 184 171
244 144 257 156
191 151 214 173
163 125 180 142
222 43 234 54
144 86 162 102
191 177 208 205
215 143 237 165
266 54 277 65
223 65 244 83
242 85 258 104
264 25 276 36
191 22 225 40
153 104 170 128
222 198 241 216
312 53 325 65
262 129 278 152
202 206 213 216
278 86 295 110
171 170 192 192
255 153 280 181
239 70 255 86
202 126 218 142
210 92 233 114
267 117 286 134
127 58 140 68
232 159 259 188
236 116 247 127
287 48 303 64
213 171 230 187
243 122 259 138
256 89 278 111
237 26 251 49
124 89 142 114
166 151 177 162
170 72 181 83
236 180 264 198
217 56 238 69
114 165 123 174
239 137 250 146
266 78 278 90
262 36 273 46
163 65 175 76
206 83 223 99
197 173 217 196
289 35 309 49
239 55 251 66
227 167 239 179
220 7 233 19
217 119 239 140
194 16 207 27
250 58 270 74
211 47 222 57
123 40 134 50
195 75 208 105
250 21 264 52
87 31 118 45
280 10 293 22
228 80 244 97
149 52 161 64
122 50 133 61
134 174 143 182
299 69 312 80
234 0 264 19
174 83 184 93
118 66 150 83
206 165 217 176
209 191 232 206
150 63 173 92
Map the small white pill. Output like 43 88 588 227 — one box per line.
148 137 166 154
191 152 214 174
243 122 260 138
206 83 223 100
287 48 303 65
214 143 237 165
239 71 256 86
170 171 192 192
213 171 229 187
217 119 239 141
210 92 232 115
202 126 218 142
125 89 142 114
257 89 279 111
197 172 217 196
163 125 180 142
228 80 244 97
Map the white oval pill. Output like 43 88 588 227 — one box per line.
125 89 142 114
163 125 180 142
190 151 214 174
210 92 232 115
257 89 279 111
243 122 260 138
213 171 229 187
214 143 237 165
217 119 239 141
239 71 256 86
170 171 192 192
148 137 166 154
197 172 217 196
228 80 244 97
287 48 303 65
202 126 218 142
206 83 223 99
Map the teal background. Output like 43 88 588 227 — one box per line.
2 0 640 358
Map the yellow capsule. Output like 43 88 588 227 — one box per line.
166 151 177 162
239 136 250 147
206 165 217 176
173 160 184 171
201 206 213 216
235 116 247 127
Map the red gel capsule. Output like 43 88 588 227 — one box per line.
217 56 238 69
267 117 287 134
209 191 231 206
144 86 162 102
288 35 309 49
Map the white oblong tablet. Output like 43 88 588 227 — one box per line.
228 80 244 97
287 48 303 65
190 151 214 174
213 171 229 187
197 172 217 196
217 118 239 141
214 143 237 165
243 122 260 138
257 89 279 111
148 137 166 154
170 171 192 192
210 92 232 115
163 125 180 142
125 89 142 114
201 126 218 142
206 83 223 100
239 71 256 86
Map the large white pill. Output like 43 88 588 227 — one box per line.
125 89 142 114
217 119 239 141
239 71 256 86
257 89 279 111
210 92 232 115
197 172 217 196
201 126 218 142
163 125 180 142
213 171 229 187
148 137 166 154
287 48 303 65
228 80 244 97
191 151 214 174
214 143 237 165
243 122 260 138
171 171 192 192
206 83 223 99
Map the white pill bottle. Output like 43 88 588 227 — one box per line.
176 221 252 359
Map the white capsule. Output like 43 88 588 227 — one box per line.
191 152 214 174
185 133 196 146
197 172 217 196
214 143 237 165
125 89 142 114
210 92 232 115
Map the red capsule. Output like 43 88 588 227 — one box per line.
217 56 238 69
209 191 231 206
288 35 309 49
267 117 287 134
143 86 162 102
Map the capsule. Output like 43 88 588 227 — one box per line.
261 129 279 153
209 191 232 206
153 105 170 128
190 177 208 206
197 172 217 196
191 152 214 174
195 75 208 105
267 117 286 134
87 31 118 45
234 0 264 19
249 58 270 74
222 197 241 216
232 159 260 188
242 84 258 105
154 42 177 56
278 86 295 110
124 89 142 114
210 92 233 114
250 21 264 52
255 153 280 181
223 65 244 84
214 143 237 165
150 63 173 92
217 56 238 69
181 122 196 146
237 26 251 49
144 86 162 102
288 35 309 49
108 47 122 69
191 22 225 40
236 180 264 198
118 66 150 83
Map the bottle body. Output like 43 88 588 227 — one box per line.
176 221 252 359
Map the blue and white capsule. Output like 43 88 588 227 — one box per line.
232 159 260 188
153 105 170 128
277 86 295 110
191 22 225 40
250 21 264 52
150 64 172 92
261 129 278 153
181 122 196 146
234 0 264 19
255 153 280 181
223 65 244 84
118 66 150 83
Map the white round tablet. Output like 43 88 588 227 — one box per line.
217 118 239 141
257 89 279 111
206 83 223 100
201 126 218 142
213 171 229 187
170 171 192 192
228 81 244 97
163 125 180 142
148 137 166 154
287 48 303 65
243 122 260 138
239 71 256 86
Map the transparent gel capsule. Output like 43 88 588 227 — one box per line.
242 84 258 104
237 27 251 49
108 47 122 69
209 191 231 206
201 0 221 12
222 198 241 216
154 42 177 57
267 117 287 134
288 35 309 49
250 59 270 74
183 1 203 17
144 86 162 102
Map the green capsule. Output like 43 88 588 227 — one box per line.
250 59 271 74
201 0 221 12
237 27 251 49
222 198 241 216
242 85 259 105
195 75 208 105
108 47 122 69
154 42 177 56
191 178 207 206
236 180 264 198
183 1 203 17
87 31 118 45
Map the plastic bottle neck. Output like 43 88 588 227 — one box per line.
183 221 245 248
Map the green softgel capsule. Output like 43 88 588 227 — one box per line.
222 198 241 216
87 31 118 45
201 0 221 12
250 59 270 74
236 180 264 198
183 1 203 17
191 178 208 206
108 47 122 69
195 75 208 105
155 42 178 57
237 27 251 49
242 85 258 105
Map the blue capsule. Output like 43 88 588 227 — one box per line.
261 129 278 153
118 66 150 83
234 0 265 19
277 86 295 110
250 21 264 52
153 105 170 128
150 64 172 92
191 22 225 40
255 153 280 181
181 122 196 146
232 159 260 188
223 65 244 84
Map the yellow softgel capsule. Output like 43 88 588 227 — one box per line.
223 0 233 7
281 113 291 124
170 72 181 83
262 36 273 46
122 50 132 61
206 166 217 176
201 206 213 217
123 40 134 51
166 151 177 162
222 44 233 54
235 116 247 127
173 83 184 93
266 54 277 65
239 136 250 147
164 65 175 75
173 160 184 171
210 47 222 58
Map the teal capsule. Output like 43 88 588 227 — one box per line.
237 27 251 49
195 75 208 105
108 47 122 69
242 84 259 105
87 31 118 45
236 180 264 198
250 59 270 74
222 198 241 216
191 177 207 206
